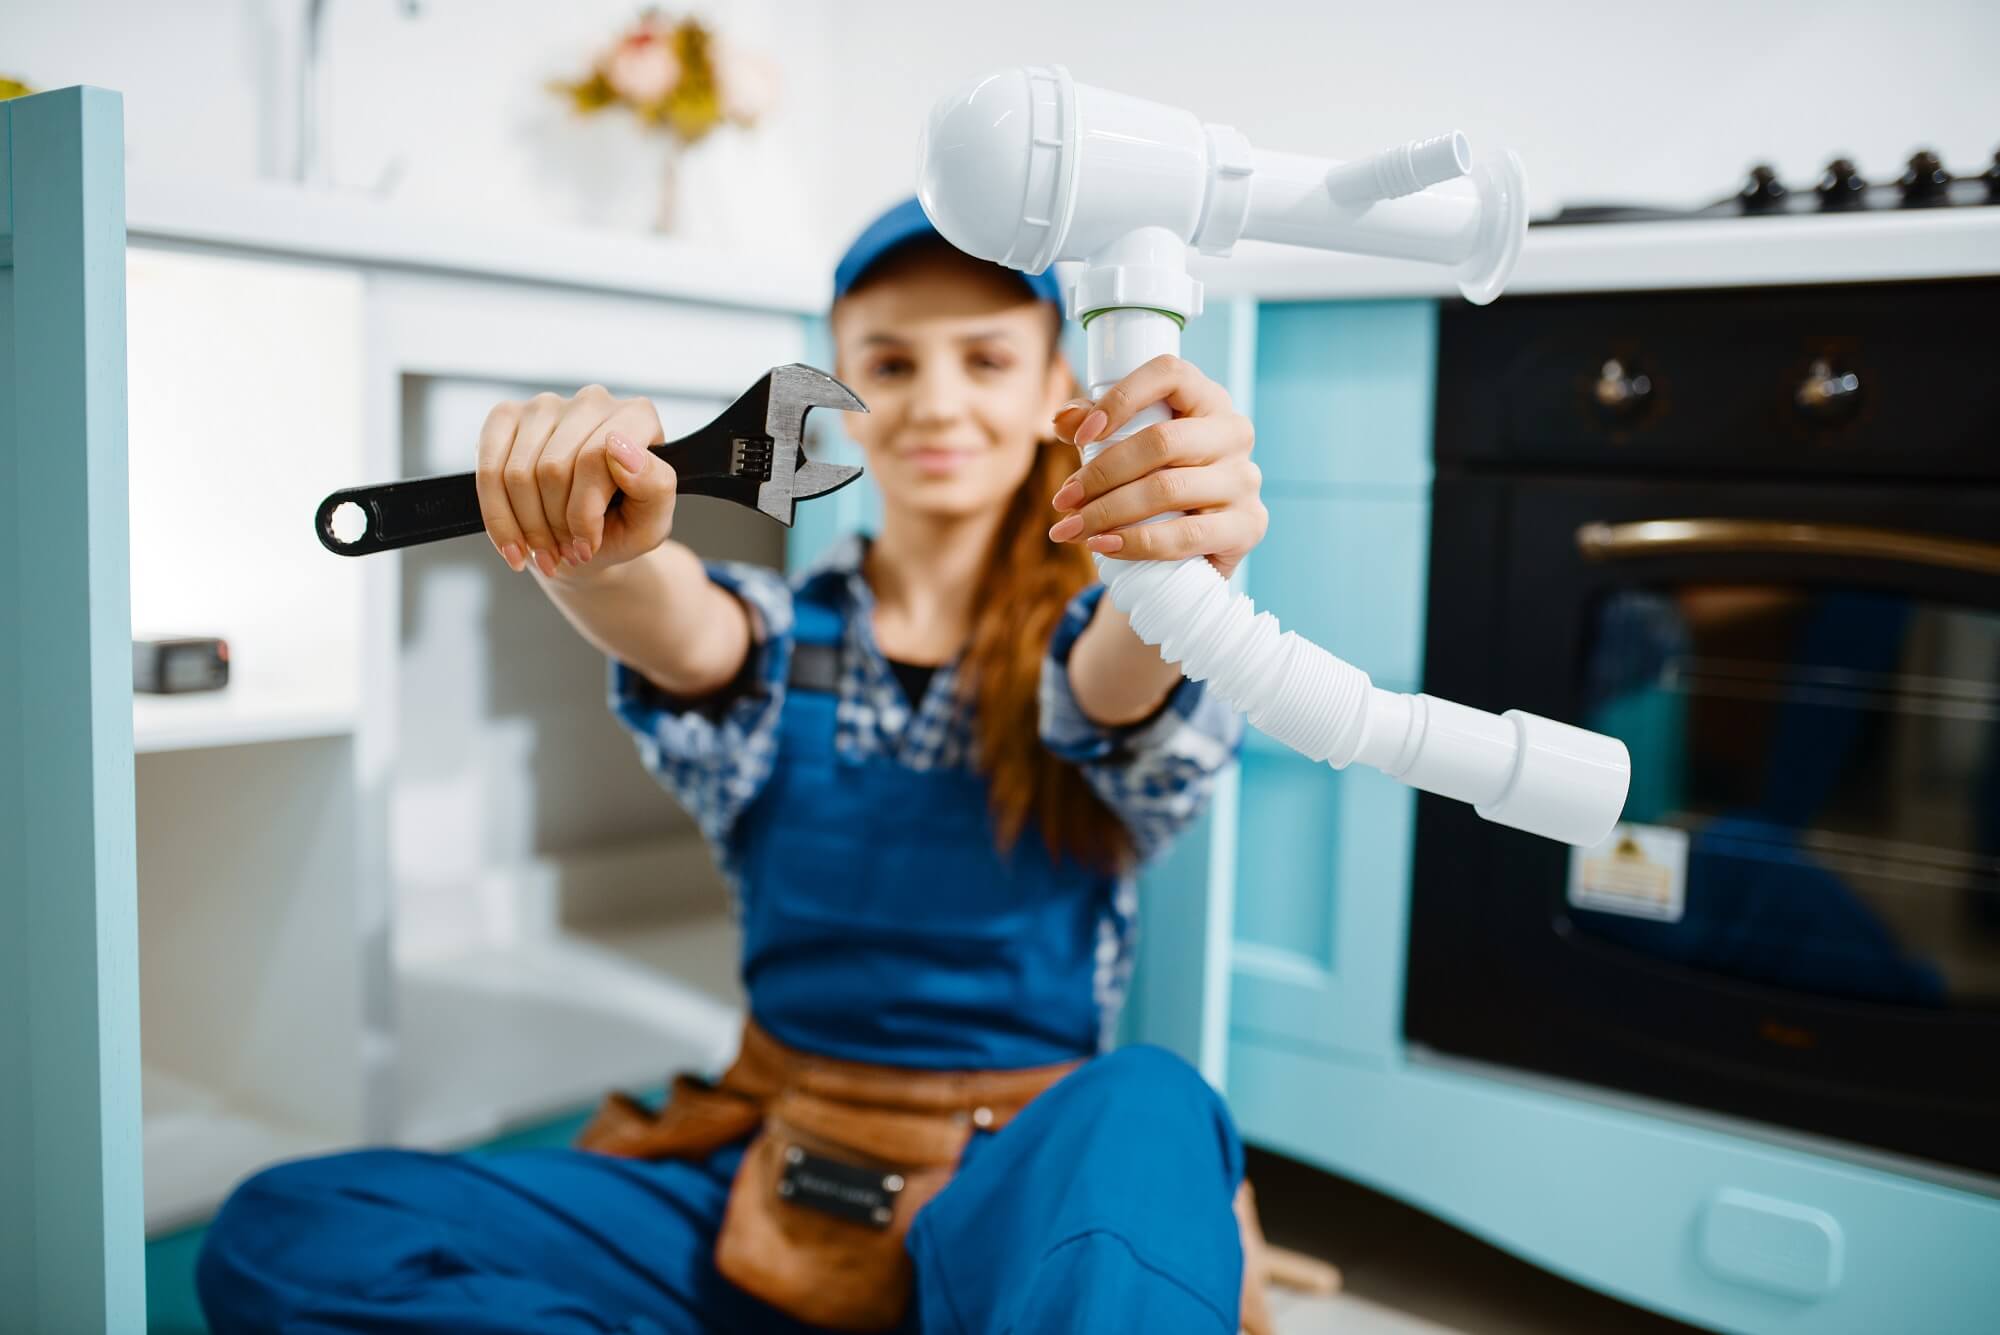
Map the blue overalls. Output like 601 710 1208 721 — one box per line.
197 582 1247 1334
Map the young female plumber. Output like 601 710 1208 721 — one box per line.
197 199 1272 1334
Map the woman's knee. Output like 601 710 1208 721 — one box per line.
205 1149 414 1241
1073 1044 1224 1116
1054 1046 1239 1165
915 1049 1246 1331
197 1150 440 1320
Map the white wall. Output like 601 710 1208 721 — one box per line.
7 1 1995 269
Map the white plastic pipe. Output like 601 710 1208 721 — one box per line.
916 66 1529 305
1323 132 1474 203
919 66 1628 846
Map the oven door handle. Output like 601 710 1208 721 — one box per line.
1575 519 2000 577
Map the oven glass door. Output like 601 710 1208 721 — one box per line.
1576 581 1999 1013
1409 478 2000 1176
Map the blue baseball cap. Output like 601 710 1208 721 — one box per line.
833 197 1064 309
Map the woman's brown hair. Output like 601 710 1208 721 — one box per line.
962 407 1135 875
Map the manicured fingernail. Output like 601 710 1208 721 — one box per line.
1048 514 1084 543
1086 533 1123 554
1075 410 1108 446
501 542 523 570
1060 398 1094 411
574 540 591 564
606 433 643 469
1051 480 1083 511
534 549 556 577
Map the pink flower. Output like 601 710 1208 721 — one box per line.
605 29 679 106
714 40 779 125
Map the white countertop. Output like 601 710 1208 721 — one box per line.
1195 207 2000 301
127 174 832 314
130 174 2000 310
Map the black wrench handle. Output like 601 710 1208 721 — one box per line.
315 470 485 555
316 434 753 556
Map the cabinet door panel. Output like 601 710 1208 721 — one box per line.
0 86 146 1332
1234 749 1338 964
1253 301 1436 489
1233 767 1417 1061
1254 493 1431 694
1229 300 1436 1068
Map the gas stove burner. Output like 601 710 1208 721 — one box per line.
1898 150 1954 205
1540 146 2000 225
1816 158 1867 209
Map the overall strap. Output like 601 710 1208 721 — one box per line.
787 578 846 696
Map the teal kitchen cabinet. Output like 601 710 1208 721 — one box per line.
1 87 148 1334
1229 302 1436 1065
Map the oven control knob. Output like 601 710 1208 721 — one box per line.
1898 149 1951 205
1594 358 1654 419
1795 358 1862 421
1815 158 1867 209
1738 163 1787 212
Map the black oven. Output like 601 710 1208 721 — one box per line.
1406 279 2000 1177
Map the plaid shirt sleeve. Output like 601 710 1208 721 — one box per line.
607 559 795 858
1038 583 1244 866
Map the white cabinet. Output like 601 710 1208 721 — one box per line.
127 240 815 1233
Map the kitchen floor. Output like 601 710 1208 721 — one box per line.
1246 1147 1707 1335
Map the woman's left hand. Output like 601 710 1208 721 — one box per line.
1047 355 1266 581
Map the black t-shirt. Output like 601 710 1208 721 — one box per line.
886 656 939 708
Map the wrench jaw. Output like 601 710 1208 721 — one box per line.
792 459 865 501
766 362 868 421
757 363 869 526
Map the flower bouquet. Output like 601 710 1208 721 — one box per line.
551 10 778 232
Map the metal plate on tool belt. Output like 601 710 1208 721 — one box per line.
776 1144 904 1229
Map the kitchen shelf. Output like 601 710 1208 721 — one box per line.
134 678 357 754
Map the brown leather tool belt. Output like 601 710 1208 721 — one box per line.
575 1020 1083 1332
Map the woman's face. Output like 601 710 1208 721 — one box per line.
833 246 1069 521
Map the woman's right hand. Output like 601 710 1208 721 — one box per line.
475 385 676 577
